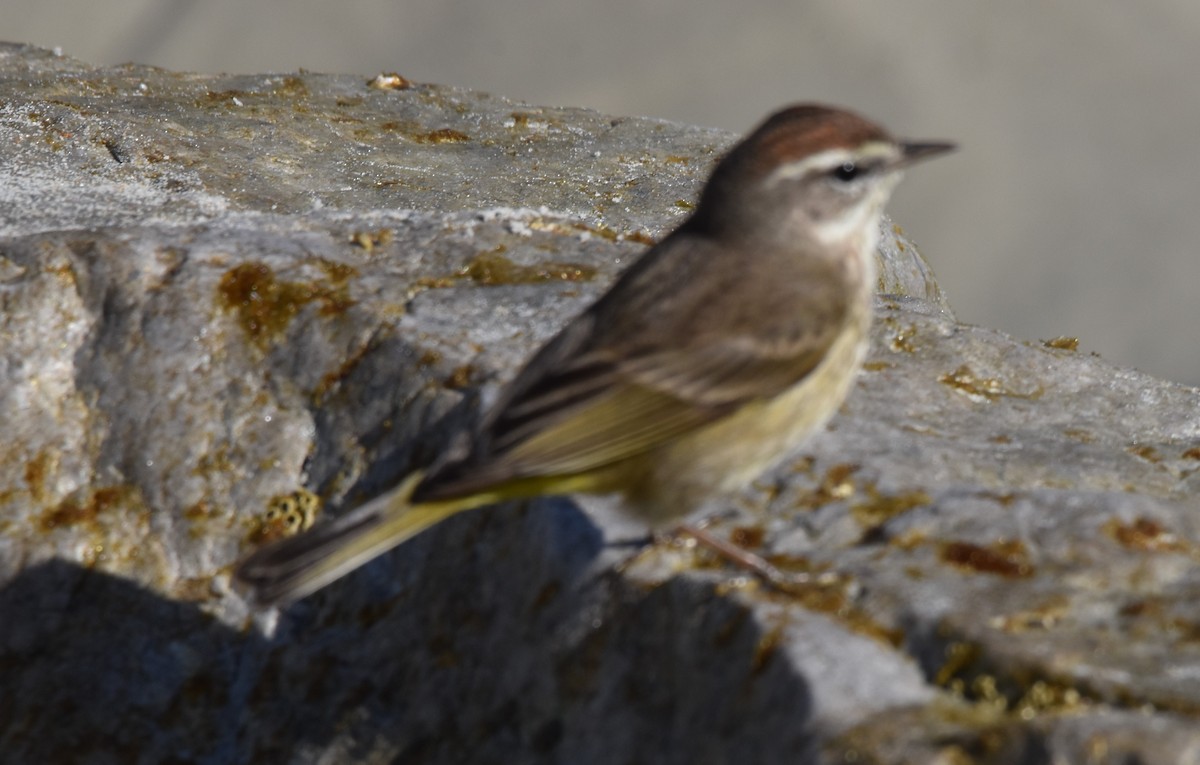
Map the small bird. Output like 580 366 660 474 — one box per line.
236 104 953 605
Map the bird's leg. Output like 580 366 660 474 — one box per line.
677 522 794 585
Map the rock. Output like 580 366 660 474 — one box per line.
2 42 1199 764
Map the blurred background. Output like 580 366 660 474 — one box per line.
7 1 1200 384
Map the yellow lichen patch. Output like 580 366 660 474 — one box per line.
990 594 1070 633
443 363 478 390
729 525 765 549
1103 516 1188 554
850 486 931 529
23 449 59 505
250 488 321 545
889 323 918 353
195 89 254 108
181 499 230 539
417 349 443 367
317 257 359 288
1012 680 1085 719
934 640 982 690
348 228 393 253
410 274 458 290
979 491 1019 507
525 216 654 246
38 485 139 534
183 500 214 522
933 639 1088 719
1062 428 1095 443
25 108 77 151
1042 336 1080 351
34 485 154 570
939 539 1034 578
271 76 309 98
45 256 79 286
172 576 215 602
938 365 1005 400
193 445 236 478
794 463 860 511
622 230 656 246
721 557 900 648
889 528 929 551
772 577 902 647
367 72 413 90
1127 444 1161 463
217 261 355 348
312 339 375 404
938 365 1041 403
374 120 469 145
414 128 470 144
459 248 597 286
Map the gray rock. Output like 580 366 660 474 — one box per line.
2 42 1198 764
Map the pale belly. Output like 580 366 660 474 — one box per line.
629 311 870 525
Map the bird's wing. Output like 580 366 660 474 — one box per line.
487 332 836 476
416 233 852 495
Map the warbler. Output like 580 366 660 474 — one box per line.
236 104 953 605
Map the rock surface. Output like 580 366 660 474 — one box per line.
2 42 1200 764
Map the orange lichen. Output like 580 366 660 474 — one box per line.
367 73 413 90
458 249 597 286
37 486 139 533
940 539 1034 578
217 261 355 348
1103 517 1187 553
1042 337 1080 351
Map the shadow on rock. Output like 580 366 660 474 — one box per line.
0 558 274 763
0 501 815 764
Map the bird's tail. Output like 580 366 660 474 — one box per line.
234 471 486 606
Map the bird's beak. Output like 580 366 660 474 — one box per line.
894 140 956 169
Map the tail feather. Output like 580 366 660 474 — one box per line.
235 471 470 606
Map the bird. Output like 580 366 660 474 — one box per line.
235 103 954 605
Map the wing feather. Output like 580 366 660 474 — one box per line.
415 232 855 499
473 327 838 480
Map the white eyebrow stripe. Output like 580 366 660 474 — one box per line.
762 141 897 188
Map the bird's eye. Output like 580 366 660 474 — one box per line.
831 162 860 182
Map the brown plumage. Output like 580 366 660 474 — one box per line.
236 104 953 605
